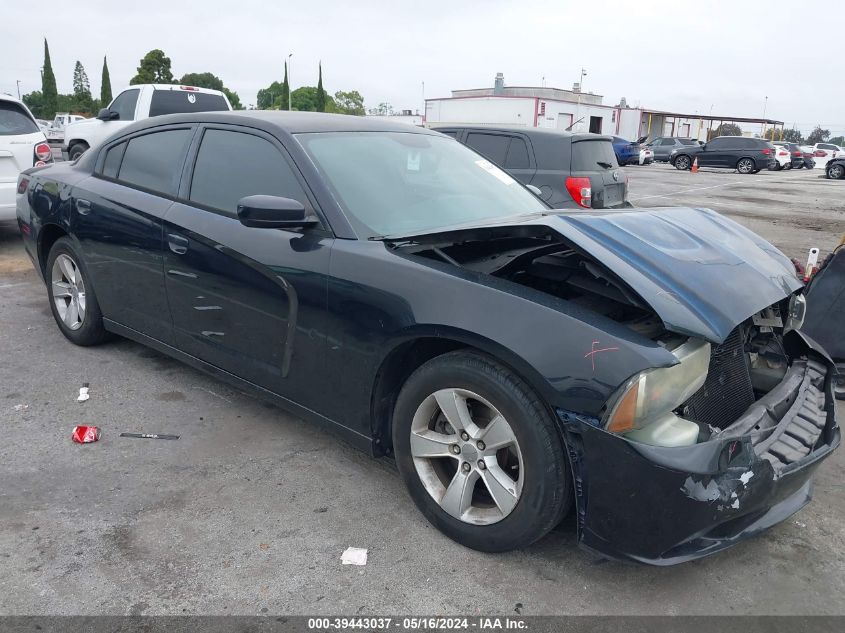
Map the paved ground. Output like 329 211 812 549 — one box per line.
0 164 843 616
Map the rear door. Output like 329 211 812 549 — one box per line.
570 136 626 209
463 131 535 186
0 100 44 212
699 137 728 167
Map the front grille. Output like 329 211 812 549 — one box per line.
682 327 755 429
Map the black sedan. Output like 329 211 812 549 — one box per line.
827 156 845 179
15 112 839 564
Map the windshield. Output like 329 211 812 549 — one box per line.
297 131 547 237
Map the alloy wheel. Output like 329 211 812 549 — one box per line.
51 254 86 331
738 159 754 174
675 156 690 170
829 164 844 180
410 388 523 525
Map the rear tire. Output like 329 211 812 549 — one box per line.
674 155 691 170
46 237 110 346
827 163 845 180
737 158 756 174
392 350 571 552
68 142 89 161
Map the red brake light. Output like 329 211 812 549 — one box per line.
761 148 771 155
34 141 52 163
792 151 801 156
565 177 592 208
17 176 30 194
180 86 199 91
814 150 826 157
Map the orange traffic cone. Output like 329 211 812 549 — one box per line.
691 157 699 173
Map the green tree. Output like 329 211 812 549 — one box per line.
829 135 845 146
333 90 365 115
280 61 290 110
712 122 742 137
763 127 802 143
257 81 283 109
100 56 112 106
41 39 58 119
806 126 830 145
222 88 243 110
72 61 93 112
291 86 336 112
22 91 44 118
368 102 394 116
180 72 243 109
130 49 174 85
316 63 326 112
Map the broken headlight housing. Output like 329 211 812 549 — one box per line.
605 339 711 446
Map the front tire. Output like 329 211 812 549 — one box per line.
46 237 109 346
392 351 571 552
674 155 691 170
827 163 845 180
737 158 756 174
68 142 89 161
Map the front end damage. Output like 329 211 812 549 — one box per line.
386 207 839 563
559 332 839 564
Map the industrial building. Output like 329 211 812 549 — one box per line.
425 73 784 141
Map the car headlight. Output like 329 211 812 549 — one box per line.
605 339 711 443
785 293 806 332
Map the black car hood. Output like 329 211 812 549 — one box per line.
387 207 802 343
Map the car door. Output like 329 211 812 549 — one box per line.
502 134 535 186
655 138 674 161
73 125 194 344
699 137 727 167
162 125 331 409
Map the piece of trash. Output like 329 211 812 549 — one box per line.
13 404 29 411
77 383 90 402
795 520 807 528
341 547 368 566
120 432 180 440
72 426 100 443
259 543 270 551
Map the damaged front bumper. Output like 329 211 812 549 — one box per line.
559 354 840 566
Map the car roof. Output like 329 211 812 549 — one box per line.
0 93 26 105
122 110 441 136
433 124 575 139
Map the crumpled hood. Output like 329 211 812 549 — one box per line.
546 207 801 343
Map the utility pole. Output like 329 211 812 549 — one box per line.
16 80 22 100
287 53 293 111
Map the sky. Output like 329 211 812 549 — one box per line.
2 0 844 136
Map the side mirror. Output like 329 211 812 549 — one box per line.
97 108 119 121
525 184 542 196
236 195 317 229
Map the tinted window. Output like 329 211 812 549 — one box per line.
678 138 697 145
655 138 672 146
465 133 510 164
706 138 727 149
109 89 140 121
438 130 459 139
118 129 191 195
149 91 229 117
0 101 39 135
189 129 308 214
819 143 836 150
571 139 619 171
505 137 530 169
102 142 125 178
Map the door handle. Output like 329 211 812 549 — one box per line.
76 199 92 215
167 233 189 255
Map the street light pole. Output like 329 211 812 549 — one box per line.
287 53 293 111
16 80 21 100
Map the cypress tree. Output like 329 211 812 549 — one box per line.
101 56 113 105
280 61 289 110
41 39 58 119
316 62 326 112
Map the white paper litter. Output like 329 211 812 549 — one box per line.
77 387 90 402
341 547 368 566
13 404 29 411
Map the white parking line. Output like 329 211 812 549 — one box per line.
630 169 820 201
0 282 29 290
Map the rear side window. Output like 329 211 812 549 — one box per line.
149 91 229 117
571 140 619 171
707 138 727 149
109 89 140 121
0 101 39 135
189 129 309 214
465 133 510 165
102 142 126 178
505 137 530 169
678 138 697 145
118 129 191 196
819 143 836 150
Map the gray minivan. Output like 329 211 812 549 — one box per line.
433 126 628 209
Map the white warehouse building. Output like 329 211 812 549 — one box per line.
425 73 783 141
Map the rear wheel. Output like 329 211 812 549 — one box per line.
392 350 571 552
46 237 109 346
827 163 845 180
737 158 756 174
674 155 691 170
68 142 89 161
784 161 793 170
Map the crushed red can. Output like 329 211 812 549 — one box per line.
72 426 101 443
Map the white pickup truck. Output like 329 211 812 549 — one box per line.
63 83 231 160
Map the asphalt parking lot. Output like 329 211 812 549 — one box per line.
0 164 843 616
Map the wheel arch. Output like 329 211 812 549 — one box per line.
38 223 69 276
369 328 559 456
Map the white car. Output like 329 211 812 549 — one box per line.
639 146 654 165
771 143 792 170
63 84 231 160
0 94 53 221
813 142 842 163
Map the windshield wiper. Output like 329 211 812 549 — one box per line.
597 161 613 169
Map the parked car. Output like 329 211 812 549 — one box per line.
639 145 654 165
16 111 839 564
770 142 794 170
611 135 645 166
826 156 845 179
433 125 628 209
45 113 87 143
814 142 843 162
772 142 804 169
670 136 776 173
645 137 699 162
0 94 52 221
62 84 231 160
